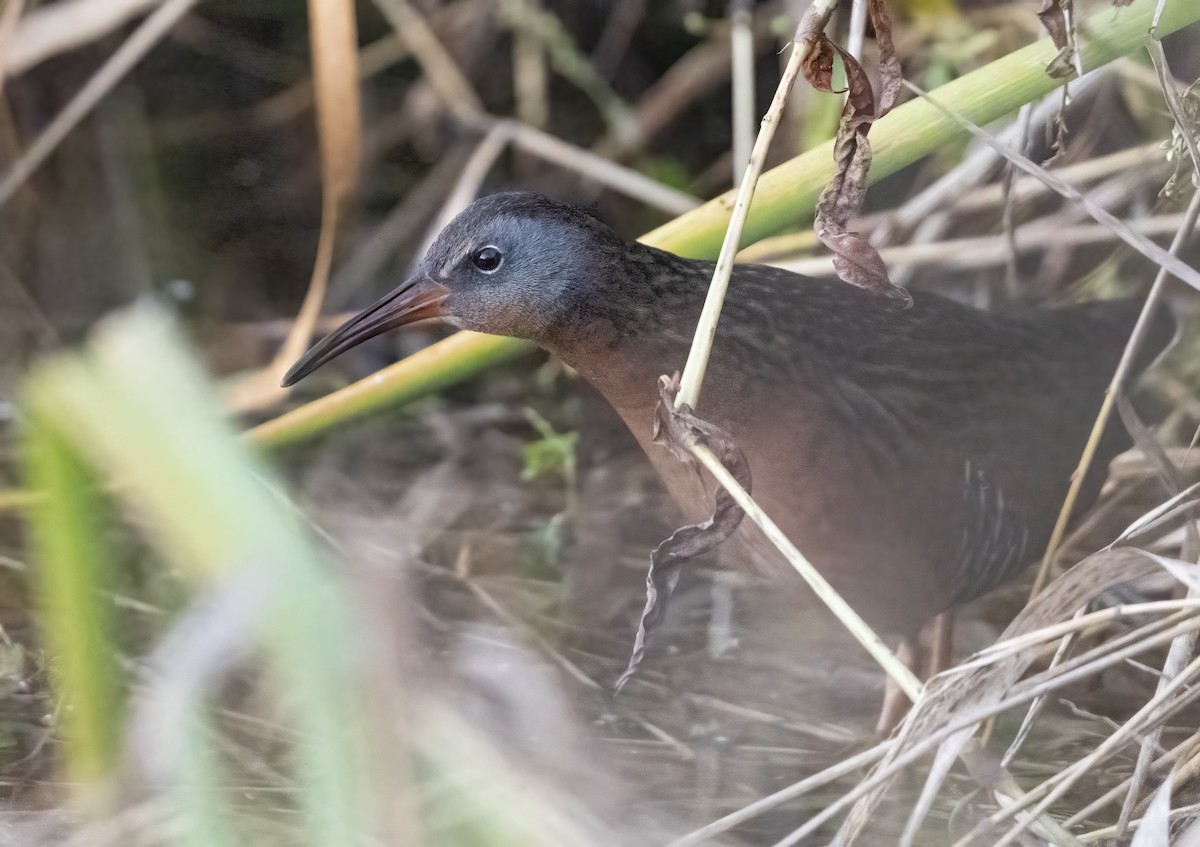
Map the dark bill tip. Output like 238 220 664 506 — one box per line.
281 276 449 387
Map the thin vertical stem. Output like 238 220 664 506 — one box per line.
730 0 755 186
675 13 829 410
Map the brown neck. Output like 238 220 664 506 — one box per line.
534 244 704 438
548 328 691 443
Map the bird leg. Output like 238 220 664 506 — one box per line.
875 610 956 734
925 609 956 679
876 637 918 735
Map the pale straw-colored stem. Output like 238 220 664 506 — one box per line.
0 0 27 90
773 212 1189 277
978 651 1200 847
903 79 1200 292
6 0 159 76
846 0 868 63
729 0 755 187
1001 609 1082 767
776 613 1200 847
674 0 836 411
1065 730 1200 827
666 740 894 847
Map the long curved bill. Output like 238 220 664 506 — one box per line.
281 275 449 387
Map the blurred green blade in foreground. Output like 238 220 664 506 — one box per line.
21 305 368 845
22 405 124 805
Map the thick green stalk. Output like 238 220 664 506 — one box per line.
248 330 529 447
643 0 1198 256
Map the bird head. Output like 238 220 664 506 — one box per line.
282 192 625 387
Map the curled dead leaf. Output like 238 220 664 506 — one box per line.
1038 0 1081 79
1037 0 1069 50
804 0 910 305
614 374 750 692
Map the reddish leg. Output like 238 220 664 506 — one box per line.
925 609 955 679
876 611 956 735
876 638 918 735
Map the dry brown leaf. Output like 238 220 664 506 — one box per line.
797 11 836 94
615 374 749 692
1037 0 1069 49
1037 0 1079 79
803 0 910 305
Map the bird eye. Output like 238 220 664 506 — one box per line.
472 246 503 273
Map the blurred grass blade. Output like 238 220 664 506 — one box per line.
250 0 1200 447
23 304 371 845
174 703 239 847
21 403 124 806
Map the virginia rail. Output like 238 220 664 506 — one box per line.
284 192 1174 649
